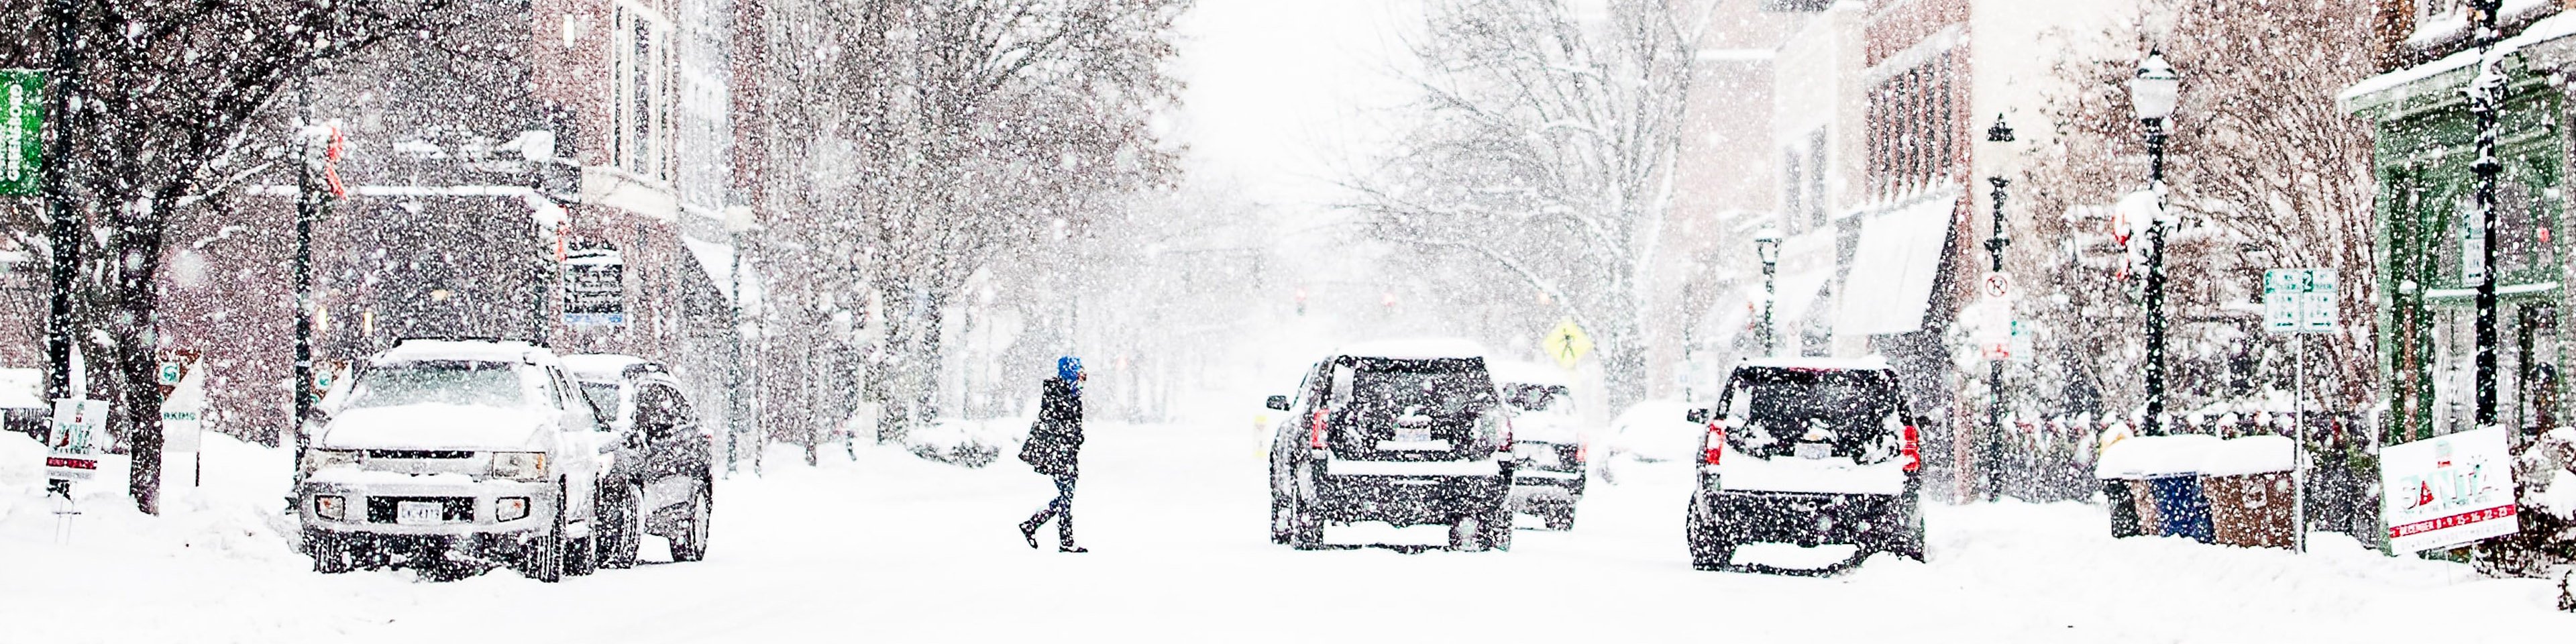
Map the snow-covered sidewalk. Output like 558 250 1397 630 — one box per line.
1 423 2569 643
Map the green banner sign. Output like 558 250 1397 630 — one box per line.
0 69 41 197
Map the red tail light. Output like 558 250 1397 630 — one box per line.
1501 418 1515 452
1900 425 1921 472
1576 440 1589 464
1309 409 1330 449
1701 423 1725 466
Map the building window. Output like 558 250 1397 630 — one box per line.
612 5 672 180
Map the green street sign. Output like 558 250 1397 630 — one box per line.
0 69 39 197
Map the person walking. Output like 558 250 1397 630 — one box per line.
1018 357 1088 553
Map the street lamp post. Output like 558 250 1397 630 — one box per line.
2471 0 2504 430
1753 229 1782 357
1984 114 2015 500
2129 50 2181 437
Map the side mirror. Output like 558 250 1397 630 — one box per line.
1265 395 1291 411
1685 408 1711 425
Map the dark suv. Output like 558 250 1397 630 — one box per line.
1267 341 1516 551
564 355 714 567
1684 358 1925 570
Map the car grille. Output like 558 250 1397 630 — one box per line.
364 449 477 460
366 496 476 523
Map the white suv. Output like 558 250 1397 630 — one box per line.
298 338 611 582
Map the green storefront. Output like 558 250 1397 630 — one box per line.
2344 32 2575 444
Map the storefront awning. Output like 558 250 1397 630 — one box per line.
680 235 763 316
1835 193 1959 337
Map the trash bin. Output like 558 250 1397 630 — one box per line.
2096 434 2145 537
2103 434 2220 543
2147 474 2215 544
2198 435 2296 549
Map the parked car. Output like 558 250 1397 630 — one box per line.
297 338 611 582
1491 360 1587 530
564 354 716 568
1598 398 1700 484
1267 339 1517 551
1682 357 1926 570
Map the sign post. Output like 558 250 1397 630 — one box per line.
2263 268 2338 552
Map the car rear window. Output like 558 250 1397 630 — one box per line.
1502 383 1571 413
1726 368 1903 460
345 360 531 410
1335 358 1496 418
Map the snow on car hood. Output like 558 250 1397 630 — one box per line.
319 404 555 451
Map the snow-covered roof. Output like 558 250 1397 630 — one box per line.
2095 433 2224 479
1334 337 1491 361
2199 435 2296 477
560 354 656 381
1488 360 1574 387
372 339 557 366
2341 11 2576 115
1835 189 1958 336
1734 355 1893 372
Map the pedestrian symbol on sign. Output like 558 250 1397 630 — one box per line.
1542 318 1593 370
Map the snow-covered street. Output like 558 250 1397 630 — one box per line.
5 419 2569 643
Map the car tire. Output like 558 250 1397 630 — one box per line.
523 488 568 583
1448 513 1485 552
670 486 712 562
1287 467 1325 550
1269 489 1292 545
602 482 643 569
1686 500 1732 571
1884 508 1927 562
1543 506 1576 531
307 529 351 574
1479 504 1513 551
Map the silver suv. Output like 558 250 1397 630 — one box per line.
298 338 611 582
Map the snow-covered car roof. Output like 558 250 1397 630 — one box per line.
1333 337 1490 361
561 354 661 381
1734 355 1894 372
372 338 559 366
1489 360 1574 387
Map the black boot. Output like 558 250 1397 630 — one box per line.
1018 522 1041 549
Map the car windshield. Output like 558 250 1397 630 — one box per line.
343 360 530 410
1503 383 1570 413
1728 368 1902 460
578 382 621 419
1338 358 1495 421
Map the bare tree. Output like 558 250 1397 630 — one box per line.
1344 0 1701 411
0 1 473 513
741 0 1187 447
2012 0 2378 422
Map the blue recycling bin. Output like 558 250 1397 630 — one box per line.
2147 474 2214 543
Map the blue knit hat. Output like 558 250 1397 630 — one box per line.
1057 357 1083 384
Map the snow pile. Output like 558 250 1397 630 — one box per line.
2522 427 2576 520
896 415 1032 468
2096 433 2223 479
2199 435 2297 477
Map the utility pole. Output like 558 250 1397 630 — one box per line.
290 60 316 494
41 0 79 405
2471 0 2503 431
1984 115 2014 501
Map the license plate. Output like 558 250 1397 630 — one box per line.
1394 425 1432 443
396 501 444 525
1377 439 1452 451
1794 443 1833 460
1521 448 1562 468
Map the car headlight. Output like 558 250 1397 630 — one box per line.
488 451 549 481
301 449 361 474
497 496 530 522
314 495 345 520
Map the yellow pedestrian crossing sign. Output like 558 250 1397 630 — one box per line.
1543 318 1593 369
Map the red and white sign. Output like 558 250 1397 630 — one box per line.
2381 426 2521 553
42 454 99 481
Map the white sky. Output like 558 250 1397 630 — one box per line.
1169 0 1418 208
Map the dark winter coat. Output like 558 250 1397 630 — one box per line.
1021 378 1085 476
